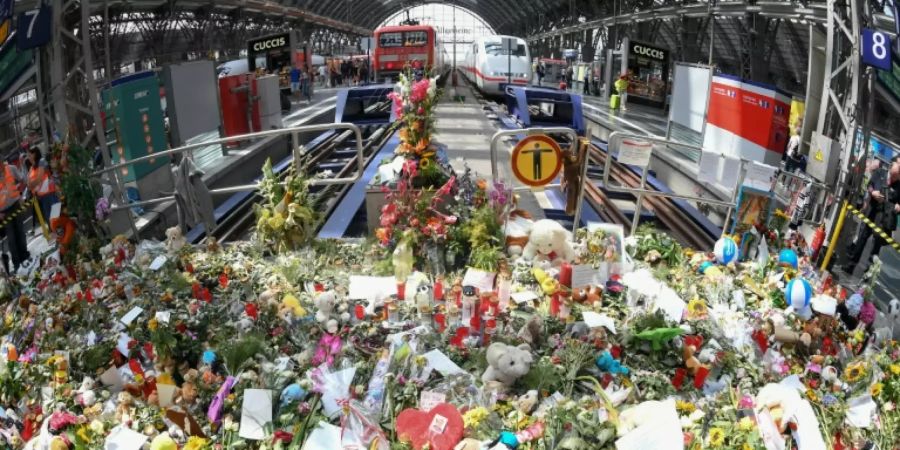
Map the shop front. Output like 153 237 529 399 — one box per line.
622 39 669 108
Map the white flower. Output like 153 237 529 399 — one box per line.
89 420 105 434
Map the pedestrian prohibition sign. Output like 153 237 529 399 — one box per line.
510 134 563 187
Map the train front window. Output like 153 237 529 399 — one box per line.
484 42 526 57
404 31 428 46
379 32 403 47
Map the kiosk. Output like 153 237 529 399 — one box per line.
618 38 670 108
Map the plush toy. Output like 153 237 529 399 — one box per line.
595 351 629 375
164 226 187 255
505 210 534 256
517 315 543 347
514 390 539 414
482 342 534 387
280 383 307 406
313 290 349 324
522 219 576 264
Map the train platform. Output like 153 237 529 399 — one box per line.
436 79 546 220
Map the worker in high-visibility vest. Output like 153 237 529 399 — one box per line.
0 156 29 271
26 146 58 227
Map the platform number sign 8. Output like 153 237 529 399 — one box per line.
16 5 51 50
862 28 892 71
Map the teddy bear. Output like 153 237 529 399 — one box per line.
165 226 187 255
505 210 534 256
314 290 350 324
482 342 534 387
522 220 576 265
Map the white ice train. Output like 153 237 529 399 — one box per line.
461 35 532 96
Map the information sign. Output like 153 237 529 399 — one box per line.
16 5 51 50
862 28 892 71
510 135 563 187
0 0 12 44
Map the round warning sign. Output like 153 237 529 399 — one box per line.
510 135 563 187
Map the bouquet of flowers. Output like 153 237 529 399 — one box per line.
388 69 445 188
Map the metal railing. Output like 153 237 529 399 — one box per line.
773 169 829 227
489 127 584 234
601 131 749 236
95 123 365 239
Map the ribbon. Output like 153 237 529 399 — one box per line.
207 376 236 424
337 398 389 450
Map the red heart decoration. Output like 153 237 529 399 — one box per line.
395 403 464 450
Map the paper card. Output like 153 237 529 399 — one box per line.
423 349 465 376
320 367 356 418
419 390 446 412
571 264 601 289
756 409 786 450
99 366 124 390
720 156 742 190
348 276 397 300
582 311 616 334
744 161 777 191
165 409 206 438
50 202 62 220
846 394 877 428
511 291 538 304
617 139 653 167
119 307 143 326
301 422 342 450
104 425 149 450
155 311 171 324
86 331 97 346
239 389 274 440
428 414 448 434
149 255 167 271
654 287 686 322
462 268 496 292
698 150 721 184
157 383 177 408
615 399 682 450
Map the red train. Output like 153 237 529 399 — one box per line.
373 24 449 82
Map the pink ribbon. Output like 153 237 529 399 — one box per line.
207 376 236 424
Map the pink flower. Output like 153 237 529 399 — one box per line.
410 79 429 103
48 411 78 432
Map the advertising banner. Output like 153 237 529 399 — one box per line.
703 74 790 165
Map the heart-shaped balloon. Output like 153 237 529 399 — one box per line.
395 403 464 450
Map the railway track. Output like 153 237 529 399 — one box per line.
211 103 394 243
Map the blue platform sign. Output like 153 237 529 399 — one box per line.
862 28 892 71
16 5 51 50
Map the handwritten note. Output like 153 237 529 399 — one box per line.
419 390 446 412
617 139 653 167
511 291 539 304
571 264 601 289
744 161 777 191
239 389 274 440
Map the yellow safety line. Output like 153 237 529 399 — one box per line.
845 203 900 251
31 197 51 240
822 200 900 271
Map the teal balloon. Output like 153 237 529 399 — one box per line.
778 249 799 269
699 261 714 274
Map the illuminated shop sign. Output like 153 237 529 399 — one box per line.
248 33 290 55
631 43 667 61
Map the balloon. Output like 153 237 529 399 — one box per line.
785 278 812 310
778 249 799 269
202 349 217 365
698 261 714 274
714 237 739 264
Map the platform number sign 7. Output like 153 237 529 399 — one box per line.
16 5 51 50
862 28 892 71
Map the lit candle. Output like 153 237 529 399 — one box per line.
497 275 511 311
559 263 572 288
434 277 444 301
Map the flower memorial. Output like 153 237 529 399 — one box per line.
0 161 899 450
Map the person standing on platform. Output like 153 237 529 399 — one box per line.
0 157 29 271
784 127 803 173
26 147 57 229
289 65 301 100
300 69 311 102
536 63 544 86
583 67 591 95
844 158 900 274
615 74 629 111
319 65 327 87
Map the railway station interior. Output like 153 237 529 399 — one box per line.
2 0 900 448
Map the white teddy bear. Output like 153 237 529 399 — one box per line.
521 219 576 264
314 290 350 324
165 226 187 255
481 342 534 387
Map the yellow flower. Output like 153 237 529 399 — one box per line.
742 444 753 450
675 400 696 414
462 407 489 428
184 436 209 450
147 318 158 331
890 364 900 376
806 389 819 402
738 417 755 432
708 427 726 447
76 426 92 443
149 433 177 450
686 298 707 319
871 382 883 397
845 362 867 383
268 213 285 230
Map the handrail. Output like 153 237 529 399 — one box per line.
489 127 582 234
101 123 366 238
601 131 749 236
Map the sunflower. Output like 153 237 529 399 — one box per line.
675 400 696 414
738 417 755 432
708 427 726 447
890 364 900 376
686 298 708 319
871 382 884 397
844 362 867 383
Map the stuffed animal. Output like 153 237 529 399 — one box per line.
596 351 629 375
522 220 576 264
514 390 539 414
165 226 187 255
482 342 534 387
517 315 543 346
505 211 534 256
314 291 337 323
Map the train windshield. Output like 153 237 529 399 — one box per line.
484 41 527 57
379 31 429 48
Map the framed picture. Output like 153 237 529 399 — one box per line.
731 186 774 235
585 223 625 281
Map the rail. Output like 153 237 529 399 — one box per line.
601 131 748 236
489 127 584 234
96 123 366 239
